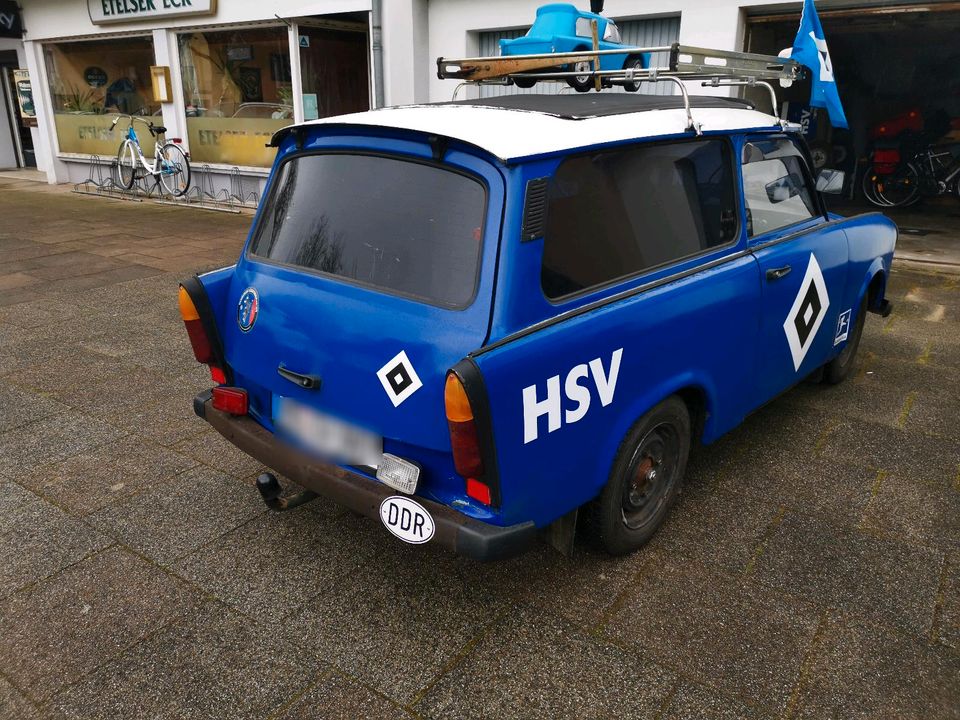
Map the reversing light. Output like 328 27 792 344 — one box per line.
211 386 248 415
377 454 420 494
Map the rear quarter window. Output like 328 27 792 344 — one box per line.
249 153 486 309
540 139 738 299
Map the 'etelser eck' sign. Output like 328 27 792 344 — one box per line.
88 0 216 24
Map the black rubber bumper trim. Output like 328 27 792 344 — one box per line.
193 389 212 419
195 395 537 561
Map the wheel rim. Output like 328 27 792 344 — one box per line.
875 165 919 206
573 60 591 84
119 144 136 186
159 146 189 195
621 423 680 531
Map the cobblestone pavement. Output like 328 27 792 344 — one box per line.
1 179 958 720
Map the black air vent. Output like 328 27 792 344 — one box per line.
521 178 548 241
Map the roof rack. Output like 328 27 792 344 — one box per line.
436 43 802 135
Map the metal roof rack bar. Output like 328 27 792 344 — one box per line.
436 43 801 84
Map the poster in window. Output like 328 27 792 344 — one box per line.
237 67 263 103
13 69 37 126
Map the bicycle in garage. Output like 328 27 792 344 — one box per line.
863 143 960 208
111 114 191 197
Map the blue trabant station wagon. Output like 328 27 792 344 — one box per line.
178 92 896 561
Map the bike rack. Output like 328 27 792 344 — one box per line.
74 155 260 214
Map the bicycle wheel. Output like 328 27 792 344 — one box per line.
116 140 137 190
875 163 920 207
861 167 893 208
158 143 191 197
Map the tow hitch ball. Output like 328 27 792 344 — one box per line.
256 473 318 512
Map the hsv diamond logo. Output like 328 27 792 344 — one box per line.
237 287 259 332
783 253 830 371
376 350 423 407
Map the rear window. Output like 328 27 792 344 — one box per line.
249 154 486 308
541 139 738 299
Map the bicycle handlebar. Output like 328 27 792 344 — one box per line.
110 114 162 135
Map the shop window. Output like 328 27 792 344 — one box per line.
178 27 291 167
297 26 370 121
43 36 158 157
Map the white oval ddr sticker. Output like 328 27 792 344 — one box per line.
379 496 435 545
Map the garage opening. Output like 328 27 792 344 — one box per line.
745 2 960 204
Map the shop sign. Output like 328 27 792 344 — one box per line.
13 69 37 127
88 0 216 25
0 0 23 38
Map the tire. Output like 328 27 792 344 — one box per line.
158 143 191 197
566 59 594 92
875 163 921 207
622 55 644 92
116 140 137 190
513 77 537 89
861 167 893 207
823 298 867 385
586 396 691 555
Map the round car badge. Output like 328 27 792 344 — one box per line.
237 287 259 332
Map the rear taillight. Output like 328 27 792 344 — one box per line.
212 386 248 415
178 286 212 363
178 283 227 384
445 372 493 505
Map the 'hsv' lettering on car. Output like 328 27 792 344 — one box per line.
522 348 623 443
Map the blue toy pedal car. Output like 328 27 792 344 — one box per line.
499 3 644 91
179 92 895 561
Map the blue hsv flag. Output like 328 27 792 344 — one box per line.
791 0 848 128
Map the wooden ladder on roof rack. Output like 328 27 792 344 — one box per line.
436 42 803 134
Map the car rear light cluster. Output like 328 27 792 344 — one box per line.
178 285 232 390
444 373 495 506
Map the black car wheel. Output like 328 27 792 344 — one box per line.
586 396 690 555
567 59 594 92
823 298 867 384
622 55 645 92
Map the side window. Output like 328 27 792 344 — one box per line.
575 17 593 37
603 22 621 42
541 139 738 300
742 138 818 237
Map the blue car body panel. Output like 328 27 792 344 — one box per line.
499 3 640 73
194 117 896 536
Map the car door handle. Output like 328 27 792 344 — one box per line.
278 365 322 390
766 265 792 281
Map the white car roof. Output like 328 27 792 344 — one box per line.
274 94 787 163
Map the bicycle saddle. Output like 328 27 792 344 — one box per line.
151 125 167 135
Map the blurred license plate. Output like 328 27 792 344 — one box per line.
273 396 382 468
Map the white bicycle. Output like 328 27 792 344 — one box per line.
111 114 191 197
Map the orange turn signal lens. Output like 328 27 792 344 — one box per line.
178 286 200 322
444 373 473 423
